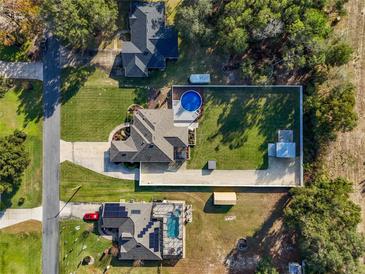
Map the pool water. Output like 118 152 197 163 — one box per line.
181 90 202 112
167 210 180 238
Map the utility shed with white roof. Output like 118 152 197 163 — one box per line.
213 192 237 205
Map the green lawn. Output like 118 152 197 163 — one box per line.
60 161 163 202
61 67 147 141
188 87 300 170
60 220 111 274
60 161 289 273
0 222 42 273
0 82 43 208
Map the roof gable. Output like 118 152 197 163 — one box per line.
110 109 188 163
121 1 178 77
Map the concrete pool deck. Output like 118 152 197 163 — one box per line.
140 156 301 187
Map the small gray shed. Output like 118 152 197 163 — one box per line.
208 160 216 170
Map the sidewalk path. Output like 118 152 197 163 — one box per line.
60 140 137 180
0 202 101 229
0 207 42 229
0 61 43 81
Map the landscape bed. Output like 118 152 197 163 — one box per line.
175 86 302 170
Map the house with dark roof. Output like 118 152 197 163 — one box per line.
121 1 178 77
100 201 185 261
110 109 189 163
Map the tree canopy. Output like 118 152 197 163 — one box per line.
0 0 42 47
306 81 357 145
0 130 30 193
175 0 356 161
285 177 365 273
255 257 279 274
174 0 214 43
41 0 118 48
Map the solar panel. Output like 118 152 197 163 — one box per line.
154 229 159 252
149 233 155 248
131 209 141 214
103 204 128 218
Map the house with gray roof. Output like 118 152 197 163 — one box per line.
121 1 178 77
110 109 189 163
100 201 185 261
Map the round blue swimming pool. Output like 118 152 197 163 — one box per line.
181 90 202 112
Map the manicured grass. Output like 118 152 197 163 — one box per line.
60 161 289 273
0 221 42 273
60 161 162 202
188 87 300 170
61 67 147 141
60 220 111 274
0 82 42 208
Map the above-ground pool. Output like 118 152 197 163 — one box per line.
167 210 180 238
181 90 202 112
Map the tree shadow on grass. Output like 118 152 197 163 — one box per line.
133 87 149 106
0 182 20 210
61 65 96 104
204 87 299 169
224 193 299 274
14 80 43 127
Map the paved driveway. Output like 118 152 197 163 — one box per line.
140 157 301 187
61 140 137 180
0 202 101 229
0 61 43 80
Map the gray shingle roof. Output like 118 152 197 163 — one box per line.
110 109 189 163
122 1 178 77
101 203 162 261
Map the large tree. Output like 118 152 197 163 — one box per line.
41 0 118 48
306 82 357 144
218 1 335 75
174 0 214 44
285 177 365 273
0 0 42 46
0 130 30 193
255 257 279 274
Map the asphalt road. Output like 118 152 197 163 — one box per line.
42 33 61 274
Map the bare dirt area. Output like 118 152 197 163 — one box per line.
323 0 365 233
158 191 298 274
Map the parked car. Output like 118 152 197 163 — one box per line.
83 212 99 221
